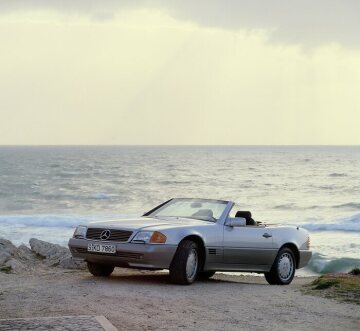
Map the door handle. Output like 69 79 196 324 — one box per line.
263 233 272 238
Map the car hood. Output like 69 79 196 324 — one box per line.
88 216 212 231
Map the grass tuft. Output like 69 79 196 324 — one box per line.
349 267 360 276
312 276 340 290
303 272 360 305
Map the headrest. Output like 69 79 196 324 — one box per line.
235 211 252 219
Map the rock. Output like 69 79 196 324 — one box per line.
5 258 26 273
29 238 85 270
0 239 18 256
17 245 35 262
29 238 68 260
59 257 86 269
0 237 85 271
0 251 11 265
0 239 17 266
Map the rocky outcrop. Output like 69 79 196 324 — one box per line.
29 238 85 269
0 239 28 273
0 238 85 274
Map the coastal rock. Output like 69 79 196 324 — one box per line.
59 256 86 269
0 239 17 266
5 258 26 273
29 238 85 270
0 251 11 265
29 238 68 260
0 238 85 272
0 239 18 256
17 244 35 262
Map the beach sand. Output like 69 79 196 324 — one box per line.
0 267 359 331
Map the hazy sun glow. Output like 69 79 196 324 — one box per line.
1 6 359 145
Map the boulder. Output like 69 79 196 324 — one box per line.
5 258 26 273
29 238 68 260
0 238 85 272
0 239 17 266
29 238 85 269
0 239 18 256
0 251 11 265
59 256 86 269
17 244 35 262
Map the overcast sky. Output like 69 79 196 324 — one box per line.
0 1 359 144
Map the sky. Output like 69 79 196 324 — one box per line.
0 0 359 145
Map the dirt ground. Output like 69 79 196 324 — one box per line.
0 268 359 331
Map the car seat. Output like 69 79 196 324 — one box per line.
235 211 257 226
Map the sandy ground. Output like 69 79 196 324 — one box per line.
0 268 359 331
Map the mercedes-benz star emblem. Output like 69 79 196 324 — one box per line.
100 229 111 240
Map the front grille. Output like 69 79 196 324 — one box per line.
86 228 132 242
74 247 143 259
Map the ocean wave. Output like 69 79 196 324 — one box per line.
273 203 297 210
0 214 125 229
94 193 117 199
307 252 360 274
329 173 347 177
302 213 360 232
333 202 360 210
318 185 335 190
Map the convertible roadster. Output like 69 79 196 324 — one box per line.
69 198 311 285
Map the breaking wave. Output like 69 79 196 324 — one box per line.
329 173 347 177
307 252 360 274
94 193 116 199
332 202 360 210
273 203 298 210
302 213 360 232
0 214 127 229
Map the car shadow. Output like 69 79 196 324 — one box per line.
79 271 268 286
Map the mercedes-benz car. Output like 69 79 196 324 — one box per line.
69 198 312 285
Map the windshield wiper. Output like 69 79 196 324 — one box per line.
179 216 217 223
154 215 216 222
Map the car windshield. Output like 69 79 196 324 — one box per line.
149 199 228 222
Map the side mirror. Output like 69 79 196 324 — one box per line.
225 217 246 227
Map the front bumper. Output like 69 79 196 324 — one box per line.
68 238 177 270
298 250 312 269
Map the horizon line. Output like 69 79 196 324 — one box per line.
0 144 359 147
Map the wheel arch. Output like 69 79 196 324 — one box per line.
279 242 300 269
177 235 207 272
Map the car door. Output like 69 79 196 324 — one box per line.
223 224 276 267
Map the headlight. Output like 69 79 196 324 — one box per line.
73 226 87 238
132 231 167 244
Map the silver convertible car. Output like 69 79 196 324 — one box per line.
69 198 312 285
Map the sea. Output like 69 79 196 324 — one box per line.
0 146 359 275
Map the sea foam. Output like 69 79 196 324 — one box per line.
302 213 360 232
307 252 360 274
0 214 126 229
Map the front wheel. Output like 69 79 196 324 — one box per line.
265 247 296 285
169 240 200 285
87 262 114 277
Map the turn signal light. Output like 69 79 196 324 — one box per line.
150 231 167 244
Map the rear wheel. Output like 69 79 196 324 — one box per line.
87 262 114 277
265 247 296 285
169 240 200 285
197 271 216 280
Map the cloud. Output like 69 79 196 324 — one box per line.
0 0 359 47
164 0 360 47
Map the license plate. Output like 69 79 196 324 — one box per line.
87 243 116 254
